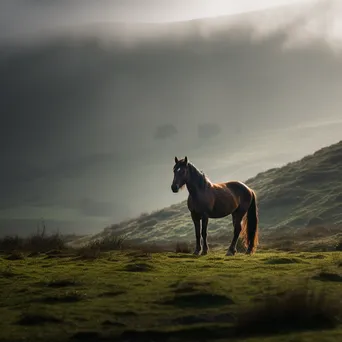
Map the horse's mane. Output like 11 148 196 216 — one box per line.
188 162 211 190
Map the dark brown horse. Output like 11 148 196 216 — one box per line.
171 156 259 256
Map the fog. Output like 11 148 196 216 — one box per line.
0 1 311 43
1 0 342 236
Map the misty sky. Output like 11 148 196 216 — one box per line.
0 0 329 44
1 1 308 25
1 0 342 236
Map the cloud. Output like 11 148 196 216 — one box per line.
1 0 342 54
154 124 178 140
241 0 342 53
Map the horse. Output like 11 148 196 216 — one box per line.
171 156 259 256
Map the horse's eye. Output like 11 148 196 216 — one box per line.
177 168 181 172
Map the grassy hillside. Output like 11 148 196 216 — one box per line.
0 247 341 342
94 140 342 244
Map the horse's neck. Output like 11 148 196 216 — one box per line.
186 180 200 197
186 164 208 197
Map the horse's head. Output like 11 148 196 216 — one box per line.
171 156 188 193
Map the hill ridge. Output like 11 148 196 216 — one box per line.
90 140 342 244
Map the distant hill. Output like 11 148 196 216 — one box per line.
86 140 342 244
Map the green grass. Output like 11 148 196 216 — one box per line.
86 140 342 245
0 248 341 342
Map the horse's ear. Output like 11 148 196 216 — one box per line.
184 156 188 164
175 156 179 164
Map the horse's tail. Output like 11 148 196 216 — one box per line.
244 190 259 253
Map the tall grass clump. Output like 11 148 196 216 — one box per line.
175 241 191 253
76 234 126 259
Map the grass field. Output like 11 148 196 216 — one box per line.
1 244 341 342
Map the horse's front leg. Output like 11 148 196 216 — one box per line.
191 212 201 255
201 215 209 255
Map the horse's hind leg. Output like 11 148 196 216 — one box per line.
226 209 245 256
191 212 202 255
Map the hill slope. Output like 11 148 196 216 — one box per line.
92 140 342 244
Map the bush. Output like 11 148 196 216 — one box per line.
0 235 23 252
0 222 65 253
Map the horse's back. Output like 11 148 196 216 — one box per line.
224 180 254 207
225 180 252 191
201 181 243 218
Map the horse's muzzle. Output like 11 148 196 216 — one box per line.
171 184 179 193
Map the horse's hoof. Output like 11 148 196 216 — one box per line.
226 250 236 256
201 250 208 256
245 250 253 255
193 250 201 256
